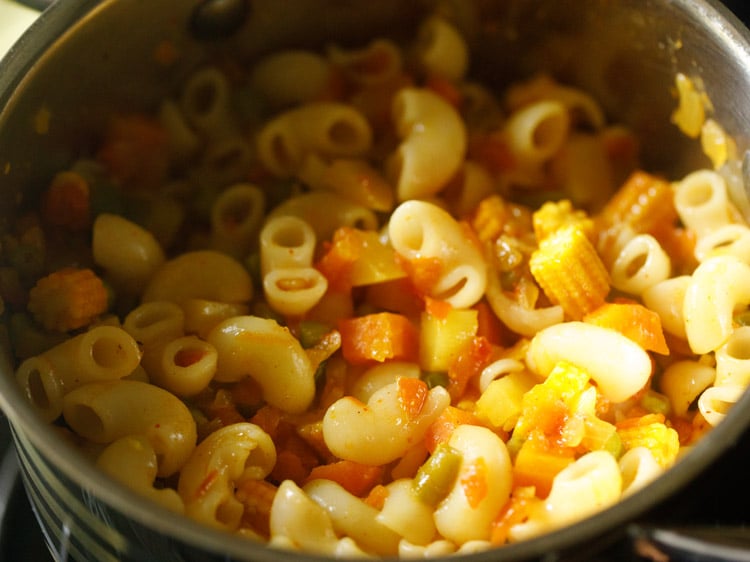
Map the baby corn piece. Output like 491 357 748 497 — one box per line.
27 267 109 332
595 170 677 235
532 199 594 243
529 225 610 320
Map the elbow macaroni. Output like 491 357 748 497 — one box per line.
178 423 276 530
207 315 316 413
322 380 450 465
387 88 467 201
683 255 750 354
389 200 486 308
62 380 197 476
7 9 750 558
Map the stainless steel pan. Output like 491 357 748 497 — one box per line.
1 1 750 560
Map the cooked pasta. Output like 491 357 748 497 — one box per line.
388 88 467 201
62 380 197 476
251 50 333 109
327 39 403 86
210 183 266 258
97 435 185 514
259 215 317 276
178 422 276 530
92 213 166 295
4 8 749 558
609 233 671 295
206 315 316 414
179 66 235 140
413 16 469 82
388 200 487 308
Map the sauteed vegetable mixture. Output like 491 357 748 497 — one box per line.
1 9 748 557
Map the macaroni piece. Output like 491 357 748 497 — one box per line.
92 213 166 295
322 380 450 465
327 39 403 87
609 233 671 295
122 300 185 346
256 102 373 177
683 255 750 354
209 183 266 259
673 169 732 237
388 88 467 201
206 315 316 413
389 200 487 308
141 335 217 397
304 479 402 556
262 267 328 316
503 100 570 167
62 380 197 476
142 250 254 304
179 66 235 140
178 422 276 530
266 191 378 240
251 50 333 109
97 435 185 514
259 215 317 276
4 9 750 558
414 16 469 82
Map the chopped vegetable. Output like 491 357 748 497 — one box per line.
425 74 463 108
421 370 450 390
338 312 419 365
306 460 384 497
512 437 575 498
532 199 594 242
512 360 591 449
236 478 278 537
96 113 170 189
460 457 489 508
582 416 623 458
529 225 610 320
490 487 537 545
595 170 677 236
398 377 429 420
423 406 482 453
40 171 91 231
475 370 538 432
316 227 406 292
27 267 109 332
447 335 493 400
617 413 680 468
583 301 669 355
412 442 462 506
420 307 478 372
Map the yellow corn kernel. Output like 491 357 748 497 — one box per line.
617 415 680 468
27 267 109 332
533 199 595 242
529 225 610 320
